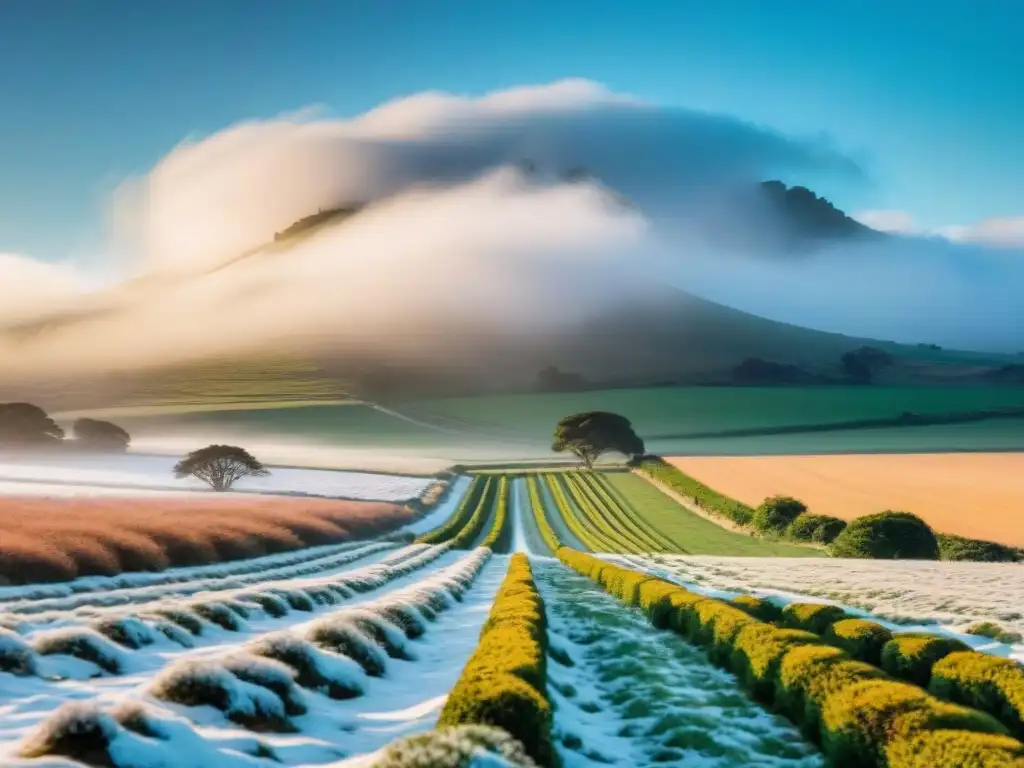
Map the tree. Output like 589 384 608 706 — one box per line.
841 346 894 384
72 418 130 452
551 412 645 469
173 445 269 492
0 402 64 445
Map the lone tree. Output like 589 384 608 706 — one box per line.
72 418 130 452
552 411 645 469
841 346 894 384
0 402 64 445
173 444 269 492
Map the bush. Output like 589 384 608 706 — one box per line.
376 724 539 767
830 511 939 560
823 619 894 666
438 554 554 767
16 702 120 763
221 654 307 716
32 628 125 674
247 632 365 699
930 651 1024 739
937 534 1022 563
965 622 1024 645
753 496 807 535
555 546 1024 768
90 616 158 649
788 514 847 544
781 603 850 635
306 620 389 677
0 628 38 676
880 633 971 688
729 595 783 624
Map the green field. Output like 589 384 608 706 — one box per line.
109 385 1024 462
602 473 818 556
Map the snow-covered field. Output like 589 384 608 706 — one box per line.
0 454 432 501
618 553 1024 662
0 536 503 767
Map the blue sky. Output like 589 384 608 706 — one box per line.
1 0 1021 262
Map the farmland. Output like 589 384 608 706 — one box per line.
667 453 1024 548
2 463 1024 766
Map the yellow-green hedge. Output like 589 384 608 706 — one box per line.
930 652 1024 741
781 602 850 636
480 477 511 553
525 476 561 554
823 619 894 667
555 547 1023 768
449 478 499 550
417 477 487 545
438 554 555 767
880 633 972 688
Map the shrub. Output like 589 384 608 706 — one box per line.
246 632 365 699
148 659 294 732
439 554 554 767
830 511 940 560
788 513 847 544
16 702 121 763
823 619 894 666
221 654 307 716
729 595 784 623
90 616 158 649
884 730 1024 767
306 620 389 677
32 628 125 674
937 534 1022 563
965 622 1024 645
191 601 246 631
376 724 539 767
819 678 1007 768
880 633 971 688
0 628 38 676
929 651 1024 739
152 607 204 635
753 496 808 535
781 603 850 635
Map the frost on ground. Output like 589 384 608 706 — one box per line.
0 454 431 501
401 476 471 536
533 561 822 768
0 548 504 767
628 554 1024 661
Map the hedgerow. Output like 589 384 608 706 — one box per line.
937 533 1023 563
752 496 807 535
448 478 500 550
930 651 1024 740
480 477 512 553
525 476 562 554
438 554 555 767
829 512 940 560
417 477 487 546
880 633 971 688
781 602 850 636
632 456 754 526
822 619 894 666
555 547 1023 767
788 513 847 544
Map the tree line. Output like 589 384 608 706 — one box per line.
0 403 131 452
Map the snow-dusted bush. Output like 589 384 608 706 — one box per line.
267 588 315 612
374 724 538 767
246 632 366 699
148 659 293 732
17 702 121 763
306 620 389 677
339 609 413 660
152 607 204 635
221 654 307 716
32 627 126 674
89 615 159 649
239 591 290 618
376 603 428 639
0 627 38 676
190 601 246 631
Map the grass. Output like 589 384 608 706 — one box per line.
0 497 412 584
604 473 820 557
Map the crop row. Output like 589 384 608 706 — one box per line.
1 540 397 620
557 547 1024 767
1 544 453 678
0 536 399 607
541 473 614 552
728 597 1024 742
526 475 561 554
567 471 677 552
479 476 512 553
15 548 493 765
438 553 556 767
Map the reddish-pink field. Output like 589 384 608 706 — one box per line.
668 453 1024 547
0 495 413 584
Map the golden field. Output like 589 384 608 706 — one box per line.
668 453 1024 547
